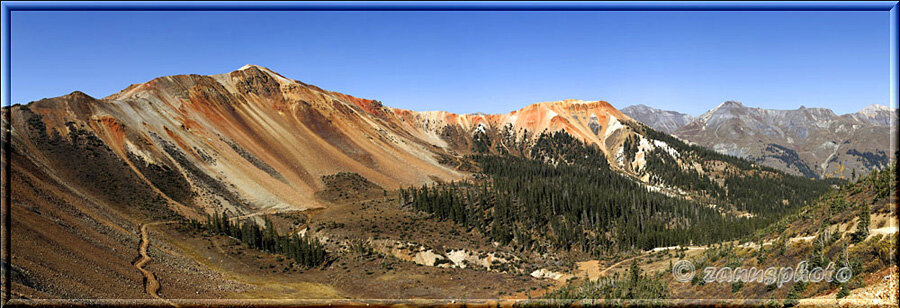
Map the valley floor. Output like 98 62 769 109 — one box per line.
99 192 550 300
7 163 897 305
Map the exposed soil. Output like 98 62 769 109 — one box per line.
134 222 174 299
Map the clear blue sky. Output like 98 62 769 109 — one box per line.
10 10 890 115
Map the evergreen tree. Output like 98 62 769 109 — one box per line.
191 214 327 268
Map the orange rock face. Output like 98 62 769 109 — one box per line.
7 65 636 218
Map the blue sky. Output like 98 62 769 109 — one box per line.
10 10 890 115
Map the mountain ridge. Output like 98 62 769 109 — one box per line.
14 65 893 184
11 64 834 225
623 101 894 179
621 104 695 134
7 65 639 219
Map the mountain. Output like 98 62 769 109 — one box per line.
621 104 695 134
6 64 645 216
10 65 464 215
672 101 895 179
848 104 896 127
3 65 840 300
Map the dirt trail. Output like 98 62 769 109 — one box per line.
134 221 174 300
597 255 640 277
571 254 644 281
577 246 709 280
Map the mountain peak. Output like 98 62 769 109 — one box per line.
66 91 95 100
621 104 695 134
524 99 619 112
542 99 604 106
695 101 746 124
238 64 262 71
860 104 893 113
236 64 281 74
704 101 744 115
719 101 744 108
622 104 655 112
229 64 299 88
853 104 896 126
234 64 280 76
51 91 98 105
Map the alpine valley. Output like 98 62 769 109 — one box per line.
2 65 896 304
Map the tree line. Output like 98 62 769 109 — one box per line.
543 259 667 300
624 121 840 217
405 126 841 257
401 131 772 256
187 212 327 268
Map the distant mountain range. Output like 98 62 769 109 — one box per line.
620 104 695 134
623 101 896 179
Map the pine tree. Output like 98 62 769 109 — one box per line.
852 203 870 243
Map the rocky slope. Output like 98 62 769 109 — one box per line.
621 104 695 134
6 65 652 217
849 104 897 127
8 65 470 218
628 101 895 179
